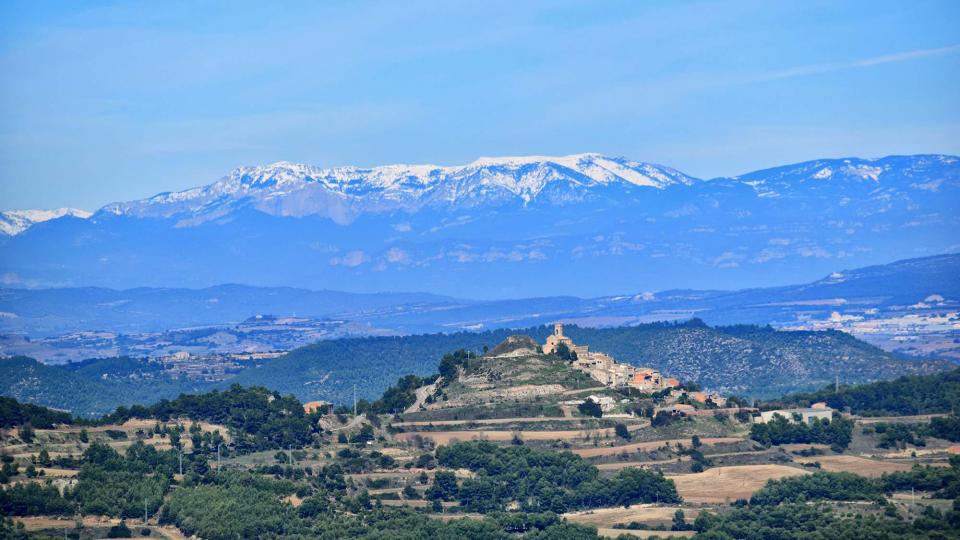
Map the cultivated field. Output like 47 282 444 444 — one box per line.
667 464 809 503
794 455 914 477
564 505 702 527
597 529 694 539
392 416 647 427
14 517 189 540
856 414 951 425
395 429 619 445
573 437 743 458
594 458 691 471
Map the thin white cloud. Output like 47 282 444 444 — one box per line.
329 250 369 267
384 247 410 264
762 44 960 81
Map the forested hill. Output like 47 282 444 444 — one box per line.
1 320 953 415
764 368 960 416
232 320 951 403
0 356 219 417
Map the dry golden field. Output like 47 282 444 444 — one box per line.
14 517 190 540
392 416 646 427
564 505 702 527
596 529 694 539
793 455 914 477
667 464 809 503
395 428 616 445
572 437 743 458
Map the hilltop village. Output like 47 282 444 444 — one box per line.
544 323 680 390
537 323 726 410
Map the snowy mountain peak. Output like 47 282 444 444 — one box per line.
95 154 700 223
0 208 92 236
84 153 959 226
730 154 959 198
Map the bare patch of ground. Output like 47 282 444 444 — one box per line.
405 382 438 413
445 384 567 407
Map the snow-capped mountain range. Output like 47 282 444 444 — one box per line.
0 208 91 236
1 153 957 297
99 154 698 225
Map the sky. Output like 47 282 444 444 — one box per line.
1 0 958 211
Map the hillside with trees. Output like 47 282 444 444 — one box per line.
0 356 219 417
246 320 951 403
2 320 949 416
4 349 960 539
767 368 960 416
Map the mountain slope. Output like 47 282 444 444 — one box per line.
0 208 91 236
0 356 217 416
767 368 960 416
2 253 955 340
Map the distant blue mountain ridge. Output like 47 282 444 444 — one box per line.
1 153 957 297
1 252 956 338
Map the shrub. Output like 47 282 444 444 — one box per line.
578 399 603 418
107 521 132 538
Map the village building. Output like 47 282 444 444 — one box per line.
661 404 696 414
687 391 728 408
586 394 618 412
543 322 576 355
303 400 333 414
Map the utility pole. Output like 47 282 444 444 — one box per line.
178 450 183 476
216 443 222 474
353 384 357 417
835 374 839 393
144 498 148 525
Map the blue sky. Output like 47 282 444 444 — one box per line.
1 0 958 211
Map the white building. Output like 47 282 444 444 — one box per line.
586 394 617 412
755 408 834 425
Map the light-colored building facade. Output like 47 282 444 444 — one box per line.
755 408 834 425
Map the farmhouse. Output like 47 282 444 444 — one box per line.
688 391 728 407
303 400 333 414
586 394 618 412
